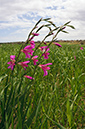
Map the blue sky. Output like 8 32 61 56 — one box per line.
0 0 85 42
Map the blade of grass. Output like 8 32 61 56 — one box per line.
44 113 66 129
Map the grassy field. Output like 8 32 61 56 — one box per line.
0 42 85 129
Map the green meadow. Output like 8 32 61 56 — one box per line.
0 42 85 129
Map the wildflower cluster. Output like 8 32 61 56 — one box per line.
7 18 74 80
7 32 59 79
7 33 63 79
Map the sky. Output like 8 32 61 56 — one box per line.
0 0 85 42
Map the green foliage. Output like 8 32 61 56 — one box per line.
0 43 85 128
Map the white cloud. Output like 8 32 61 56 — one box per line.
0 0 85 42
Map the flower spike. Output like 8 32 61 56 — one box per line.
18 61 30 70
38 63 52 76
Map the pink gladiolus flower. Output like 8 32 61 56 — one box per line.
39 46 50 59
10 55 16 60
18 61 30 70
42 48 50 59
80 47 83 50
53 42 62 47
7 55 16 70
30 40 35 48
7 60 15 70
38 63 52 76
32 55 38 65
24 75 34 80
21 45 34 58
32 33 39 36
39 46 48 52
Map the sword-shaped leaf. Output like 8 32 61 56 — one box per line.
67 25 75 29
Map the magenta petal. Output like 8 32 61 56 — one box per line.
10 55 15 58
24 75 34 80
8 64 14 70
44 56 48 59
80 47 83 50
8 66 11 69
23 64 28 67
23 61 30 64
33 59 38 65
43 66 50 70
18 61 30 70
40 46 48 51
43 54 49 59
43 70 48 76
33 55 38 58
32 56 38 65
7 61 11 64
30 50 34 56
42 52 49 59
30 40 35 47
24 45 31 49
39 63 52 76
46 48 49 51
25 53 30 58
23 67 26 70
45 63 52 66
10 55 15 60
24 45 34 50
30 40 35 44
53 42 62 47
11 66 14 70
32 33 39 36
